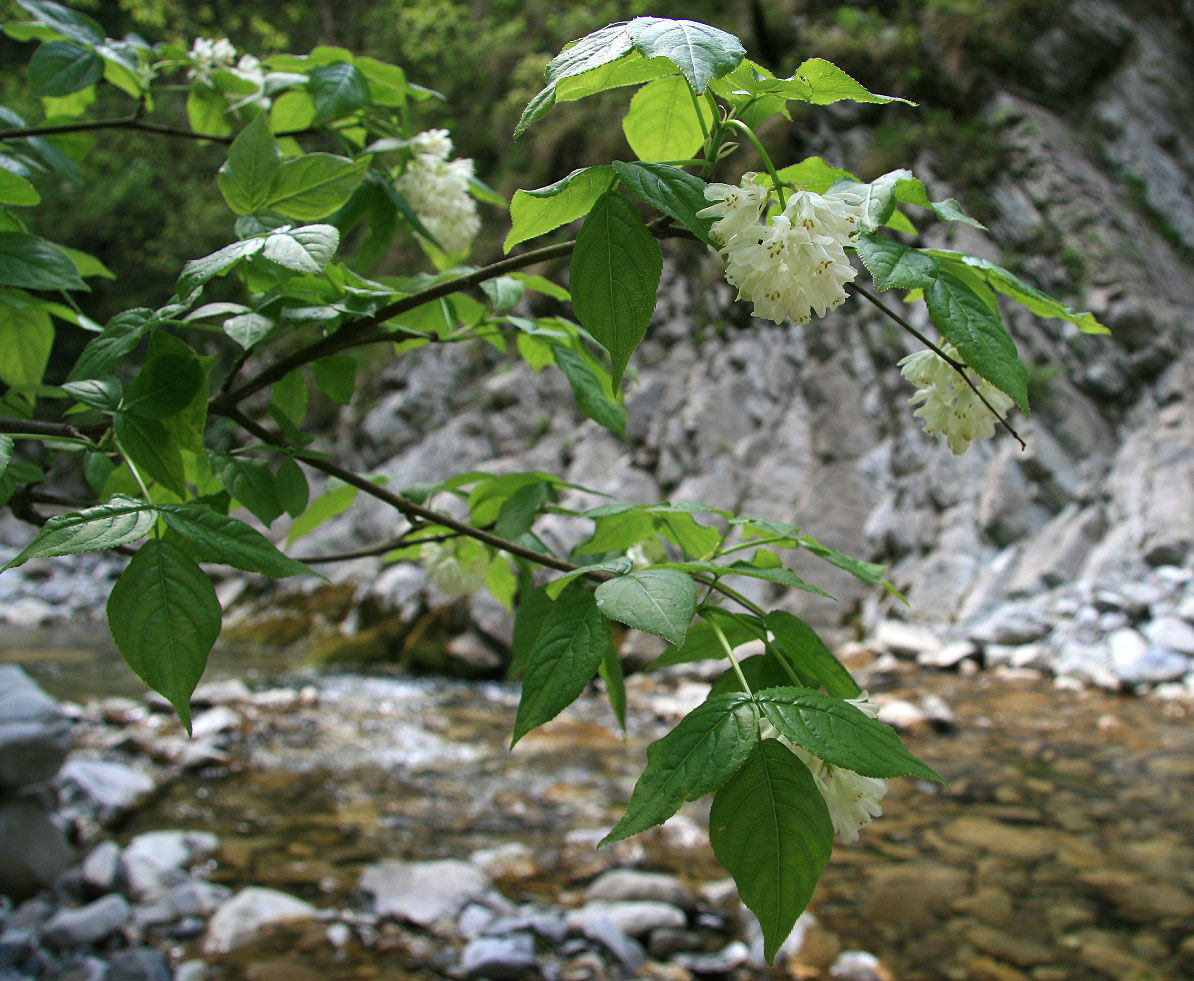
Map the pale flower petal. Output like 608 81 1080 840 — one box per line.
397 130 482 257
898 343 1014 454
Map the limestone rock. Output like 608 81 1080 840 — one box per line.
203 887 318 954
358 859 491 928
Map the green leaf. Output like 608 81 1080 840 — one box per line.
308 61 369 123
286 480 356 542
106 539 221 734
546 560 633 601
570 191 661 389
510 583 553 677
0 171 40 207
504 165 615 253
114 412 185 497
223 312 272 350
312 354 355 405
774 156 856 194
513 81 558 140
275 458 309 518
612 161 715 245
511 585 610 745
556 50 676 103
0 232 86 291
124 353 203 420
799 536 886 586
599 641 627 733
0 435 10 477
855 235 939 292
891 179 985 229
176 238 264 297
652 614 763 669
925 271 1029 412
270 90 317 133
209 451 282 526
655 509 721 559
494 480 551 540
480 276 525 314
547 23 634 84
15 1 103 45
0 300 53 388
710 740 834 964
158 504 315 578
217 115 282 216
553 346 627 437
709 653 805 696
186 85 232 138
626 17 745 94
595 568 696 646
261 224 340 273
69 309 153 381
602 692 758 844
29 40 103 96
765 611 860 699
754 687 944 783
622 75 712 163
264 154 369 222
3 495 154 569
792 58 914 106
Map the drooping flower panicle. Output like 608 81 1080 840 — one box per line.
396 129 481 259
899 342 1014 455
698 174 861 326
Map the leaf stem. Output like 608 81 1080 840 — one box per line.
724 119 786 212
710 618 752 696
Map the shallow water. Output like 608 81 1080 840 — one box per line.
6 634 1194 979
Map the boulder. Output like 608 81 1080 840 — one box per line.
203 887 318 954
358 859 491 929
0 666 72 789
42 894 131 948
0 795 74 899
56 758 155 825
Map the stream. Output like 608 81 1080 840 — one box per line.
4 632 1194 980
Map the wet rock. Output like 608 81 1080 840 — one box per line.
106 948 172 981
1079 869 1194 921
674 940 748 974
828 950 895 980
57 758 155 825
1113 645 1190 686
0 665 72 789
168 879 233 918
81 840 122 893
964 955 1030 981
969 605 1052 646
0 795 74 899
646 927 705 959
121 830 219 900
484 910 567 946
459 933 537 979
567 900 685 938
872 621 943 659
1143 615 1194 655
965 925 1054 966
943 817 1059 861
188 705 243 740
876 699 928 731
584 869 695 909
358 859 491 929
952 887 1014 926
468 842 540 882
191 679 253 706
569 911 646 974
203 887 318 954
918 640 979 669
42 894 131 948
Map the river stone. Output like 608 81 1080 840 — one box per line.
1113 645 1189 686
969 604 1052 645
81 840 122 893
943 817 1059 861
584 869 695 909
964 924 1054 966
872 620 943 659
122 830 219 900
675 940 749 975
42 894 131 948
188 705 243 740
191 679 253 706
0 665 72 789
566 900 686 937
106 948 172 981
459 933 537 980
358 859 491 928
56 758 155 824
204 887 318 954
829 950 895 980
1143 615 1194 655
568 912 646 974
0 795 74 899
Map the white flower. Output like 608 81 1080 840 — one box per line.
421 540 488 598
397 130 482 258
898 343 1014 455
188 37 237 82
701 175 860 325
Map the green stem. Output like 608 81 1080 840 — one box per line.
710 619 752 696
688 86 710 141
725 119 786 211
114 437 155 514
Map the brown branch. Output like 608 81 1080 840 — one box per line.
214 219 686 408
0 417 99 441
295 531 458 564
0 116 235 145
853 283 1026 450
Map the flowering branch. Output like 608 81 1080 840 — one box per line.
853 283 1026 450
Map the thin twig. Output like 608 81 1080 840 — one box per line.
295 531 458 564
0 417 99 441
853 283 1026 450
0 116 234 144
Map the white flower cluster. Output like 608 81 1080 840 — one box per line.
898 342 1014 455
396 129 481 258
760 693 888 842
420 540 489 598
187 38 269 110
698 174 861 325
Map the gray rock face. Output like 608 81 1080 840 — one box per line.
0 666 72 789
41 894 131 948
358 859 491 928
